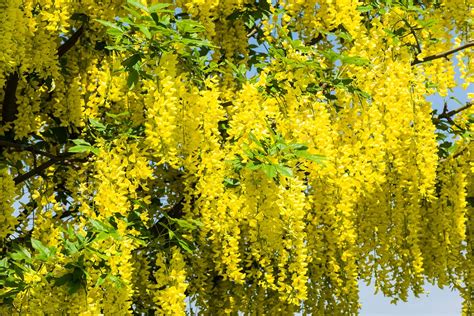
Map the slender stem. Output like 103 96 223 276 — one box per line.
12 152 83 185
444 101 474 118
403 18 422 55
0 139 60 159
57 25 85 57
412 41 474 65
13 158 61 185
438 101 474 119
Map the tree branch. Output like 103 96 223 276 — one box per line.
437 101 474 120
1 72 19 125
14 158 60 185
0 139 61 159
57 25 85 58
13 152 77 185
444 101 474 118
1 26 85 139
412 41 474 65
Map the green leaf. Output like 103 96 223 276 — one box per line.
355 89 371 99
69 144 99 155
178 238 194 254
122 54 141 69
31 239 52 260
94 232 111 243
448 143 460 154
10 248 32 262
68 278 82 294
246 161 262 170
138 25 152 39
248 132 263 149
340 55 370 66
89 219 112 233
356 5 373 12
54 273 72 287
171 218 200 231
90 147 100 156
334 78 354 86
63 239 79 255
261 164 277 178
127 68 139 89
149 3 172 13
89 118 106 131
127 0 149 12
123 6 143 19
176 19 205 34
95 19 123 31
289 143 308 151
108 274 123 288
274 164 293 177
106 111 130 119
223 177 241 188
295 151 326 164
0 258 8 269
95 274 107 287
468 113 474 124
72 139 91 146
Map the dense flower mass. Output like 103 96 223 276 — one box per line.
0 0 473 315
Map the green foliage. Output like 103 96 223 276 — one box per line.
229 126 325 183
0 217 136 300
96 0 214 89
69 139 100 155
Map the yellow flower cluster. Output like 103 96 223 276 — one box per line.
0 168 17 239
0 0 473 314
153 247 188 315
176 0 251 62
94 139 153 218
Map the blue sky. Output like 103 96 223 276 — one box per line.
359 283 462 315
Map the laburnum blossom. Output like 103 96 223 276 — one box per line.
0 0 473 315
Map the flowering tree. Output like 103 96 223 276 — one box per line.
0 0 473 314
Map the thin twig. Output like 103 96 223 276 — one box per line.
57 25 85 57
438 101 474 119
247 27 258 38
0 139 60 159
13 158 61 185
412 41 474 65
12 152 80 185
452 145 469 159
444 101 474 118
403 18 422 55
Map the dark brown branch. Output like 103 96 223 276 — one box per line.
452 146 469 159
14 158 60 185
400 18 422 55
1 72 19 125
442 101 474 118
436 101 474 121
412 41 474 65
57 25 85 57
0 139 60 159
13 152 76 185
1 25 85 144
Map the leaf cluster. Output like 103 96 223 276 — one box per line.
228 127 325 184
97 0 214 89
